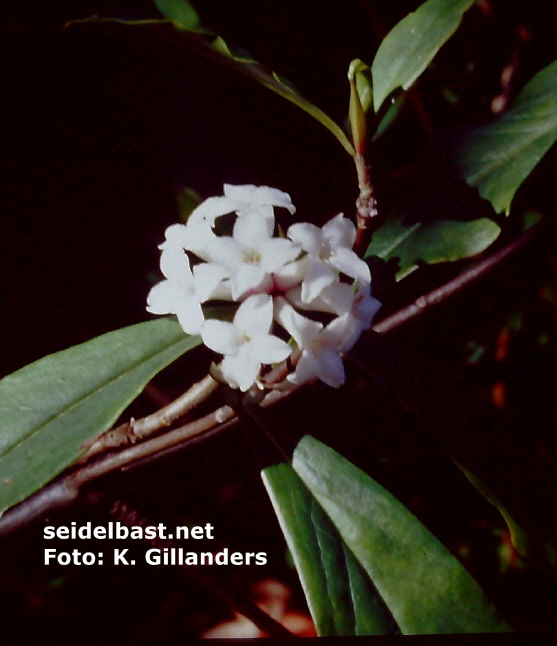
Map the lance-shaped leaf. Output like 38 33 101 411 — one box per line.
66 14 355 156
455 60 557 214
262 462 397 636
0 319 200 513
365 214 500 279
372 0 474 112
154 0 201 29
349 330 556 565
291 435 511 634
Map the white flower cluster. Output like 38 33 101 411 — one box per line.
147 184 381 391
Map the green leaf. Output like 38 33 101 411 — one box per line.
262 462 396 636
0 320 200 513
291 436 511 634
66 16 355 157
455 60 557 214
349 331 557 567
372 0 474 112
365 214 500 279
154 0 201 29
373 93 406 142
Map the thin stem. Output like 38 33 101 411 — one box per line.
81 374 219 461
0 391 291 536
74 406 236 487
0 225 542 535
372 224 541 335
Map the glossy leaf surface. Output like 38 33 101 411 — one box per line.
365 214 500 279
0 319 199 513
291 436 510 634
262 462 396 636
372 0 474 112
455 60 557 214
154 0 201 29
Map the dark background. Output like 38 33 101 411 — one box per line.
2 0 557 640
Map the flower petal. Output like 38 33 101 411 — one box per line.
159 245 193 281
193 262 228 302
147 279 204 334
331 247 371 284
323 312 361 353
260 238 301 274
353 285 382 329
224 184 296 214
301 258 337 303
221 349 261 392
160 223 190 249
318 282 356 316
230 264 268 301
209 278 233 301
273 297 322 348
288 351 321 385
273 256 307 291
175 301 205 335
233 209 274 244
201 319 242 355
201 236 243 269
249 334 292 364
320 314 350 348
234 294 273 336
322 213 356 249
187 195 237 227
290 282 355 316
287 222 322 256
314 347 346 388
146 279 191 315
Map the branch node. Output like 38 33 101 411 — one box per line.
353 153 380 257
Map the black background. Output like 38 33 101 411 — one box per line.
2 0 557 641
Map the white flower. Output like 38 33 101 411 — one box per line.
200 212 301 300
188 184 296 236
282 281 381 355
201 294 292 391
147 244 225 335
147 184 380 391
327 283 382 352
284 281 356 317
287 213 371 302
274 297 350 388
158 223 207 273
351 283 382 330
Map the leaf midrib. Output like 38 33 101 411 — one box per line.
377 222 422 258
0 333 198 461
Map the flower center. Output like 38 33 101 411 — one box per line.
319 242 332 262
243 249 262 265
311 335 326 354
